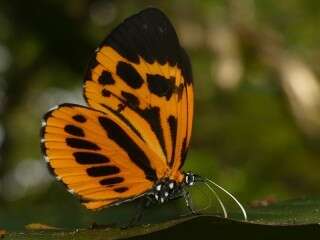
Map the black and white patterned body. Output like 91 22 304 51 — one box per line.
149 172 196 204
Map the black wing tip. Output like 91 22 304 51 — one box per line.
111 7 167 22
100 7 169 44
138 7 167 17
179 47 193 85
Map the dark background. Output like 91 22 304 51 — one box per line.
1 0 320 230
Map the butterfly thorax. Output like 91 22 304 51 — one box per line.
150 172 196 204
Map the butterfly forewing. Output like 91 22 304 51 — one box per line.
83 8 194 179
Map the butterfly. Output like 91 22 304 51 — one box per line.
40 8 246 220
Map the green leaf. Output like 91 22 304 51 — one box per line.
247 197 320 225
5 197 320 239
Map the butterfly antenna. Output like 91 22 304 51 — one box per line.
202 182 228 218
206 177 247 220
196 176 247 221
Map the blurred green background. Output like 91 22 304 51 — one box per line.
1 0 320 230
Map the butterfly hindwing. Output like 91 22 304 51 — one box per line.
41 104 167 209
83 8 194 179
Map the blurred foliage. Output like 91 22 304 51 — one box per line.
1 0 320 231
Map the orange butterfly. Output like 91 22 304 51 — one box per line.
40 8 246 220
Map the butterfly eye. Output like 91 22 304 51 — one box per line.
185 172 195 186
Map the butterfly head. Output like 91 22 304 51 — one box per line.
151 172 201 204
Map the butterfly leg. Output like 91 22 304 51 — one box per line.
183 190 198 215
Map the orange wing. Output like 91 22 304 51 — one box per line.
83 8 194 181
41 104 167 210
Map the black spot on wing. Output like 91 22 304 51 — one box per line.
98 116 157 181
66 138 100 150
147 74 175 100
168 115 177 166
116 103 126 113
100 177 124 186
87 165 120 177
121 91 140 107
101 89 111 97
98 71 115 85
64 125 85 137
73 152 110 164
73 114 87 123
114 187 128 193
116 61 143 89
